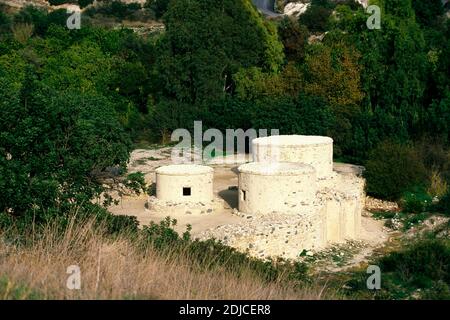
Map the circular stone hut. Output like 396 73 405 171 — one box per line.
252 135 333 179
197 135 365 260
237 162 317 215
149 164 215 215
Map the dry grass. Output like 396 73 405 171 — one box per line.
11 23 34 45
0 217 334 300
427 170 448 198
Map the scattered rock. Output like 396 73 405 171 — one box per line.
365 196 399 212
283 2 310 17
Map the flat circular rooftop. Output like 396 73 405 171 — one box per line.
156 164 213 175
238 162 315 176
253 135 333 147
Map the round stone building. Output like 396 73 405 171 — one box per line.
237 162 317 215
252 135 333 179
149 164 215 215
197 135 365 260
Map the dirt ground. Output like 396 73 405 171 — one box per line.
108 163 245 235
108 147 392 269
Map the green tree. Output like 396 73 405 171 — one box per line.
302 41 364 110
14 6 49 36
425 91 450 144
233 62 302 100
78 0 95 9
155 0 284 104
251 93 334 136
299 2 333 33
333 0 430 158
0 54 131 221
301 40 364 155
278 17 308 62
46 9 70 28
0 9 11 34
412 0 444 27
48 0 71 5
146 0 171 18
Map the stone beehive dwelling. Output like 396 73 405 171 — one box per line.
247 135 363 241
237 162 323 254
238 162 317 215
252 135 333 179
148 135 365 260
148 164 217 215
200 135 365 260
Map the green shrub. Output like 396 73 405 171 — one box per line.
142 217 187 250
372 211 397 220
78 0 94 9
13 6 49 36
145 0 170 19
345 239 450 299
250 94 334 137
97 212 139 235
401 189 432 213
379 239 450 290
422 280 450 300
46 9 69 28
434 191 450 216
401 212 430 231
0 276 43 299
299 3 332 32
48 0 72 5
141 217 310 284
86 1 142 19
124 172 148 195
0 10 11 33
364 141 428 200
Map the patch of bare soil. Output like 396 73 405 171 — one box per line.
108 148 246 235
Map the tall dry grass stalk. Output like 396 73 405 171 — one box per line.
428 170 448 198
11 23 34 45
0 216 335 300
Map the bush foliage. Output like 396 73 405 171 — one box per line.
364 141 428 200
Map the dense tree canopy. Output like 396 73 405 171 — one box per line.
1 0 450 212
0 53 131 220
154 0 284 104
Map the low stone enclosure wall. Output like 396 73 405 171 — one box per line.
148 135 365 260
